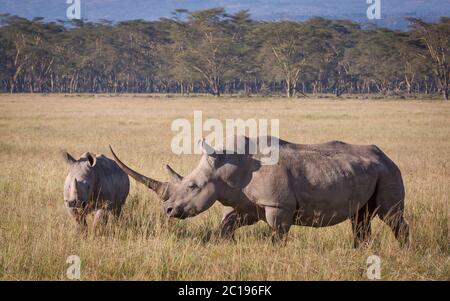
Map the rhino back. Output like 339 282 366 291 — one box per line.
287 142 380 190
93 155 130 205
246 140 395 223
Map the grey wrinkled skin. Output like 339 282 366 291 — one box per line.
63 152 130 232
110 136 409 247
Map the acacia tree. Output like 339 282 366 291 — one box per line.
116 20 162 93
345 28 404 94
177 8 240 97
227 10 258 94
0 16 33 93
161 13 201 94
308 19 359 96
0 10 448 96
395 31 430 94
408 17 450 100
259 21 313 98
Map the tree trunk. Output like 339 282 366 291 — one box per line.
286 80 296 98
286 81 291 98
212 78 221 97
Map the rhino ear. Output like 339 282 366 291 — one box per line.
199 138 218 157
86 152 97 167
165 165 183 183
63 152 77 166
199 139 224 168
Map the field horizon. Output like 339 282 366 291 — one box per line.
0 94 448 280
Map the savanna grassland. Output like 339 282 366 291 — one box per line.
0 94 448 280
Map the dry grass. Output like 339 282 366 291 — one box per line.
0 94 448 280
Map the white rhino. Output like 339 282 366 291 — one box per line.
110 137 409 247
63 152 129 232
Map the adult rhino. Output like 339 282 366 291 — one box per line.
109 137 409 247
63 152 130 232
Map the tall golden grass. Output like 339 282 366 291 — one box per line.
0 94 448 280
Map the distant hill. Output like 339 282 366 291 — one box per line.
1 0 449 30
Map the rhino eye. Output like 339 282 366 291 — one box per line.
187 182 198 189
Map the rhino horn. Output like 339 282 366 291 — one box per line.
72 178 78 195
109 145 167 197
165 164 183 183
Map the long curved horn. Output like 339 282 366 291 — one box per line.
109 145 167 197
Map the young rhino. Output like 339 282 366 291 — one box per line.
63 152 130 232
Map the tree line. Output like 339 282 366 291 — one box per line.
0 8 449 99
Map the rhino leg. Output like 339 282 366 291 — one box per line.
375 179 410 247
67 208 87 234
111 205 123 219
351 199 377 248
378 208 410 248
92 209 108 233
219 207 260 240
264 207 294 244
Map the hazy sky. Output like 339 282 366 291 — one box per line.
0 0 449 25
